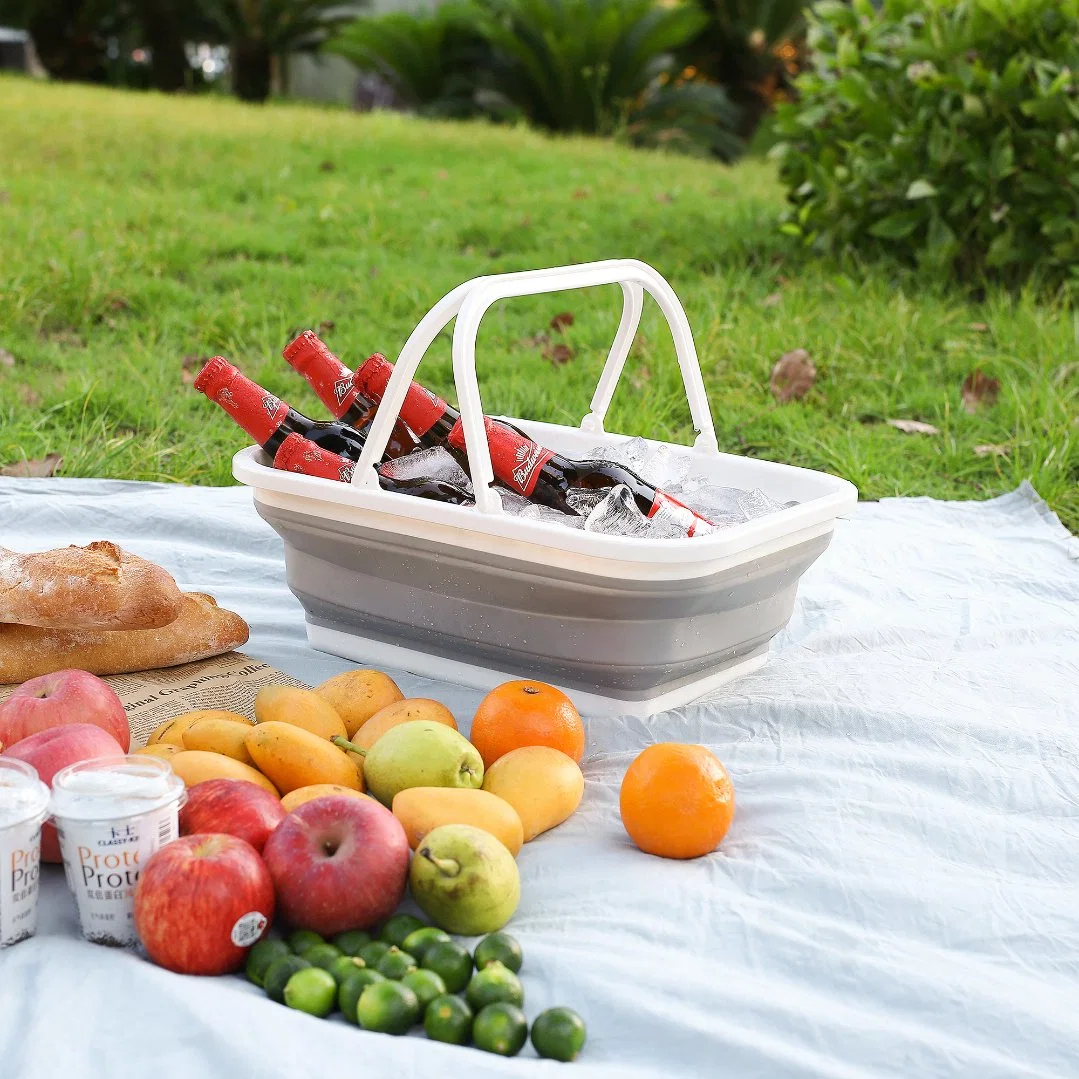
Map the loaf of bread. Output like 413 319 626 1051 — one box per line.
0 541 183 630
0 593 249 683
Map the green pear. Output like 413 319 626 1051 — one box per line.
358 721 484 806
409 824 520 935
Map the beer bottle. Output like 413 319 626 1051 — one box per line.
447 417 715 537
282 332 420 458
194 356 369 461
273 433 474 505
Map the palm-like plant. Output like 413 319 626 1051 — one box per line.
328 2 490 117
681 0 807 138
198 0 358 102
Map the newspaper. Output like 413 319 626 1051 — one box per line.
0 652 306 748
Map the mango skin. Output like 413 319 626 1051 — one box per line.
315 669 404 737
281 784 373 812
353 698 457 752
134 743 182 759
182 717 257 764
146 710 249 746
254 685 347 741
245 721 362 795
169 749 279 795
481 746 584 842
392 787 523 857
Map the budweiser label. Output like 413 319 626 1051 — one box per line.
201 363 288 444
283 331 361 418
648 490 715 537
449 418 554 497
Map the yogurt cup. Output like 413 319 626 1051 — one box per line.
50 756 185 947
0 758 51 947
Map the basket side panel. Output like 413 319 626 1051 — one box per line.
258 503 830 699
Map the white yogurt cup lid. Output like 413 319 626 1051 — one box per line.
50 755 185 822
0 757 52 828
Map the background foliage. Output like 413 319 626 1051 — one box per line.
772 0 1079 291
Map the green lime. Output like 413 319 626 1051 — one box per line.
263 955 312 1003
401 968 446 1010
330 955 367 985
286 928 326 955
356 979 421 1035
377 946 418 980
424 994 473 1045
358 940 392 968
338 968 386 1024
472 1002 528 1057
283 967 337 1018
473 932 523 974
332 929 373 956
466 961 524 1011
401 926 451 962
245 939 291 987
422 940 473 994
531 1007 587 1062
303 943 344 972
379 913 427 949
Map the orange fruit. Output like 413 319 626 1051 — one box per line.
619 744 734 860
469 680 585 769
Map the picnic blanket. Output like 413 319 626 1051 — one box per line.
0 477 1076 1079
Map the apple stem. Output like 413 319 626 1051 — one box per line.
420 848 460 878
331 736 367 756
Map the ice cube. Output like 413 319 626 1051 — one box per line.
737 488 786 520
584 485 685 539
379 447 472 493
496 489 534 515
521 503 585 529
584 437 690 492
586 437 650 474
682 485 749 526
566 487 609 515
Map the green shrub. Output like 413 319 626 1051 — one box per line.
772 0 1079 290
331 0 744 159
328 3 494 118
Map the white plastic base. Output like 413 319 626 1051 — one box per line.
306 622 769 719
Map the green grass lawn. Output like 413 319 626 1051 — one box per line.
0 76 1075 529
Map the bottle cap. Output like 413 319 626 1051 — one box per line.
192 356 234 396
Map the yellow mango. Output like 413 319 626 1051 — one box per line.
182 717 257 764
246 721 362 795
146 710 249 747
482 746 584 842
392 787 523 856
134 743 182 759
254 685 347 740
353 698 457 751
315 669 404 737
169 750 279 795
281 784 373 812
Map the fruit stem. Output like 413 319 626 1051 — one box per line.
331 736 367 756
420 847 460 878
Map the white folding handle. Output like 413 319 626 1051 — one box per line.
352 258 720 515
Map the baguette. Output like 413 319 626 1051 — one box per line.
0 593 249 683
0 541 183 630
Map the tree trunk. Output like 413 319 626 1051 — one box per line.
28 1 108 84
137 0 189 92
231 38 272 103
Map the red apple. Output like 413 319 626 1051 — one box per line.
134 833 275 975
0 669 130 751
3 723 125 862
262 796 410 936
179 779 287 854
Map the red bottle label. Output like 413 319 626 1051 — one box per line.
647 490 715 537
283 331 362 419
354 355 451 438
448 417 554 496
273 433 354 484
194 357 288 444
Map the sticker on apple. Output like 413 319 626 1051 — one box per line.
230 911 268 948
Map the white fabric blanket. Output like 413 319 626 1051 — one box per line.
0 477 1076 1079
